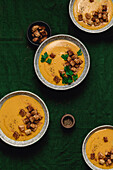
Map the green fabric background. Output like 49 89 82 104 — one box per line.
0 0 113 169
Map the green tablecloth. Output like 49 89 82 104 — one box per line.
0 0 113 169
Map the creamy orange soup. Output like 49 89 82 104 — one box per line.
73 0 113 30
0 95 45 141
86 128 113 169
39 40 85 85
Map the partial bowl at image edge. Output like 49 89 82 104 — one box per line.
69 0 113 33
82 125 113 170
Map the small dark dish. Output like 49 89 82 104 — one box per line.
61 114 75 129
27 21 51 47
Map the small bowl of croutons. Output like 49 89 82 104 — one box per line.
27 21 51 47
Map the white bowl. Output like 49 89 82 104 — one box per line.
0 90 49 147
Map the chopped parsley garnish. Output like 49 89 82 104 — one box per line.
41 52 48 62
60 74 68 84
73 74 78 81
60 72 78 85
60 66 78 84
77 49 82 56
46 58 52 64
67 76 73 84
61 54 69 61
64 66 73 76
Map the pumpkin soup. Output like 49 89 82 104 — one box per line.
86 128 113 169
73 0 113 30
0 95 45 141
39 40 85 85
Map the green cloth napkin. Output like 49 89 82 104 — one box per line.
0 0 113 169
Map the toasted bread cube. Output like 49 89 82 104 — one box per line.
99 159 105 165
85 13 91 20
73 72 78 76
31 109 38 116
89 0 94 2
30 123 36 129
32 37 39 42
105 151 110 157
26 122 31 129
70 60 75 67
19 109 26 117
74 58 80 64
111 154 113 160
50 53 56 58
32 126 38 132
98 152 104 159
71 54 78 60
107 159 112 165
75 65 80 68
53 76 61 84
103 137 108 142
29 116 35 123
32 25 39 32
39 36 47 43
40 30 48 36
34 120 39 124
111 149 113 154
78 14 83 21
67 56 72 62
59 70 65 75
27 105 34 113
67 50 74 56
13 131 20 140
18 125 25 132
79 59 83 64
34 114 42 121
30 124 38 132
102 5 107 11
25 129 31 136
90 153 95 160
26 112 31 118
23 118 29 124
71 67 77 72
64 62 70 66
38 26 46 30
34 30 40 37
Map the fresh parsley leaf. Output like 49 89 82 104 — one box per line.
41 52 48 62
62 77 68 84
60 73 68 84
60 73 73 84
77 49 82 56
64 66 73 76
73 74 78 81
46 58 52 64
41 55 46 62
44 52 48 58
61 54 69 61
67 76 73 84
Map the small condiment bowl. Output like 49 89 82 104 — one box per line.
27 21 51 47
61 114 75 129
